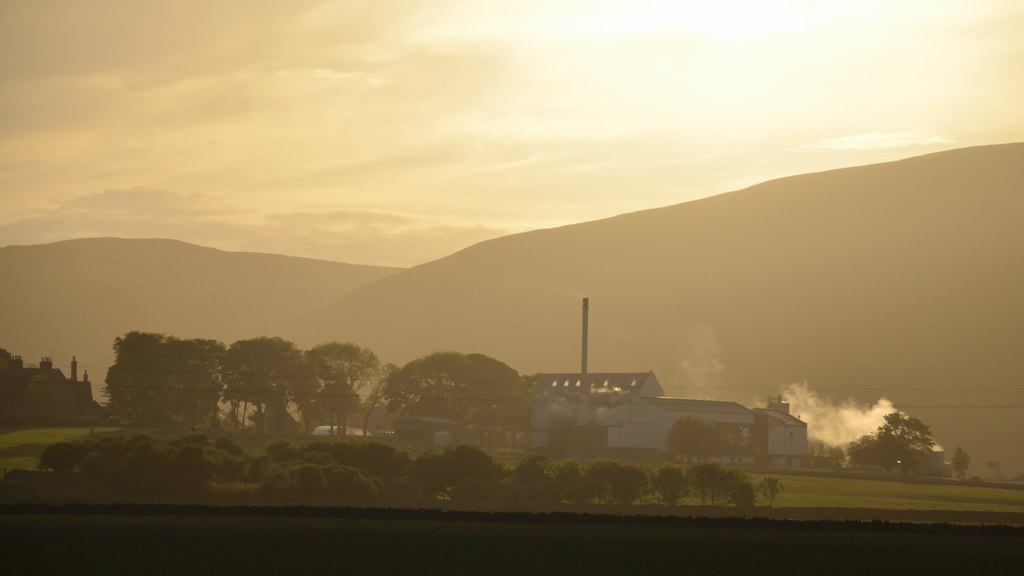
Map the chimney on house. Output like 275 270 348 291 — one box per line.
40 356 53 370
71 356 78 382
581 297 589 379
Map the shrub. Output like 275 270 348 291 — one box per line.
325 465 378 500
265 439 298 463
653 463 689 505
583 460 649 505
687 461 755 506
550 459 586 504
212 436 245 456
293 463 326 495
39 442 80 473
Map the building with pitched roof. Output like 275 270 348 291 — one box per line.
0 355 99 419
530 371 807 466
752 396 809 467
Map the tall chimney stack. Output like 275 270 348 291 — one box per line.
71 356 78 382
581 297 589 378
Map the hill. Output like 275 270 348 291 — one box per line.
294 143 1024 475
0 238 400 392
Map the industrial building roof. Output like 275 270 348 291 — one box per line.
643 396 754 416
533 372 663 397
752 408 808 427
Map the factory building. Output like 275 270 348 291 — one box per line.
529 299 808 466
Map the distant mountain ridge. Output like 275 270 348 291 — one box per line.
0 237 400 384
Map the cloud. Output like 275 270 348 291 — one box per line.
0 188 512 267
794 132 955 152
2 1 1022 270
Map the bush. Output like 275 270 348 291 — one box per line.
583 460 649 505
653 463 688 505
355 441 412 478
513 454 551 485
79 451 115 481
212 436 244 456
303 451 335 466
39 442 80 473
325 465 378 500
260 469 293 495
172 444 216 493
687 461 755 507
450 477 493 505
121 441 172 490
265 439 298 463
550 459 586 504
293 464 326 495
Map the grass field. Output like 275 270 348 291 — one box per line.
751 472 1024 513
0 426 120 473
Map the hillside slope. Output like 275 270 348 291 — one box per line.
0 238 400 389
297 143 1024 474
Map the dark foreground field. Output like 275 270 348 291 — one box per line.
2 506 1022 575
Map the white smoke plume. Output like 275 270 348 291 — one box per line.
674 324 725 390
782 382 895 446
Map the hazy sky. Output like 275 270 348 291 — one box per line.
2 0 1022 266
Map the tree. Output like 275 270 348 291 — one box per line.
383 352 524 426
759 477 784 507
306 342 380 435
360 363 395 436
665 416 729 462
985 461 1003 480
847 412 935 473
222 337 308 433
104 332 225 426
105 332 176 423
951 447 970 480
164 337 225 428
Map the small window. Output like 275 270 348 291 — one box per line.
575 380 581 387
551 381 558 388
629 379 637 387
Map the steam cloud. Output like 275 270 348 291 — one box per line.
674 324 725 390
782 382 894 446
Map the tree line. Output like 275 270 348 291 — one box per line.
39 433 781 508
103 332 534 433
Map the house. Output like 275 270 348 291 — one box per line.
530 371 809 466
0 355 99 418
752 396 809 467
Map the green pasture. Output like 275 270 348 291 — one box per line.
752 472 1024 513
0 426 120 473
